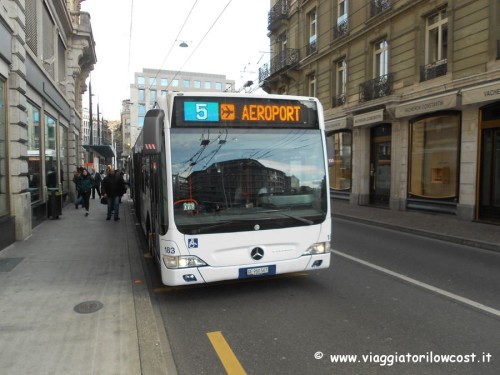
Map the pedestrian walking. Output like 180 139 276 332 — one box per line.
101 166 126 221
91 168 102 199
76 168 93 216
73 167 84 209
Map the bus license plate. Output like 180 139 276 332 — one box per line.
239 265 276 279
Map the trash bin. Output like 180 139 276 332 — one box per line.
47 189 62 219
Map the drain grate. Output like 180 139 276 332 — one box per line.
73 301 104 314
0 258 24 272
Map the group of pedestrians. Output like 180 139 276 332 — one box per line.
73 166 126 220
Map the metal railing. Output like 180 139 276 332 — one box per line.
359 74 392 102
268 0 289 30
370 0 391 17
332 94 346 107
333 18 349 39
420 59 447 81
259 48 300 83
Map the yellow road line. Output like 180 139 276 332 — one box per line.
207 331 247 375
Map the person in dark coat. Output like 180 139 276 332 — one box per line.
76 168 93 216
101 166 126 221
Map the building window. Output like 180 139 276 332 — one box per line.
215 82 222 90
334 59 346 106
138 89 145 102
150 90 157 106
138 116 145 127
42 2 55 78
205 81 212 89
194 80 201 89
172 79 179 87
45 114 58 189
161 90 167 96
335 0 348 38
409 113 460 199
60 125 69 194
426 9 448 65
27 102 41 202
421 9 448 81
149 77 156 86
0 78 7 215
137 76 145 85
327 131 352 190
308 74 316 97
374 39 389 77
183 80 190 89
161 78 168 86
138 104 146 115
307 8 317 55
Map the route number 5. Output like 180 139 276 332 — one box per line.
196 103 208 120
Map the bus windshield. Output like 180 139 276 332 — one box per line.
171 128 327 234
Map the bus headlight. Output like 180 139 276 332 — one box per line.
163 255 208 269
303 241 331 255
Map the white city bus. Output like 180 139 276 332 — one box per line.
131 92 331 286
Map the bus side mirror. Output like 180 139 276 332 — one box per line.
143 109 164 154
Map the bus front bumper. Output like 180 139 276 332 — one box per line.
160 253 330 286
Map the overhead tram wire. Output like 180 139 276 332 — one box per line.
127 0 134 80
147 0 199 92
165 0 234 92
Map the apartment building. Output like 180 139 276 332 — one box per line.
260 0 500 223
0 0 96 249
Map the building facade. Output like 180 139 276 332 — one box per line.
260 0 500 223
0 0 96 250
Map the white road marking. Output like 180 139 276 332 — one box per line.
332 249 500 318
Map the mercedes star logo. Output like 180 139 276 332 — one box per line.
250 247 264 260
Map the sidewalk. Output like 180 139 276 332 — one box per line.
332 199 500 252
0 197 174 375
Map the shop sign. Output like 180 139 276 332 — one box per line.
353 109 384 127
326 116 348 131
462 81 500 105
395 93 457 118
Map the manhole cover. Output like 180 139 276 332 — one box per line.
73 301 104 314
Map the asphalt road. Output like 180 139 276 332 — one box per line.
145 218 500 375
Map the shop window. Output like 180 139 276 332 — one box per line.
327 131 352 190
60 125 69 194
0 78 7 216
45 114 58 189
27 102 42 202
409 113 460 199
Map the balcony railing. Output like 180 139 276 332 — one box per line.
370 0 390 17
333 18 349 39
259 48 300 83
306 39 317 55
268 0 289 30
359 74 392 102
332 94 346 107
420 59 447 82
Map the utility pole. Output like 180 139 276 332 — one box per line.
88 79 93 165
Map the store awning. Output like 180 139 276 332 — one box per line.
83 144 116 158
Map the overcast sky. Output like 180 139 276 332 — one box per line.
80 0 271 120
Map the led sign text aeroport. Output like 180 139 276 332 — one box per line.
174 97 318 129
241 104 301 122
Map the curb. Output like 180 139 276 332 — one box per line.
333 213 500 253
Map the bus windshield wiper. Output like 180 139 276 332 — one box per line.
261 210 314 225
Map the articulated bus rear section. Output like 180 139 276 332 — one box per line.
132 92 331 286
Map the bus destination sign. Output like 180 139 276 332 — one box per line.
174 97 318 129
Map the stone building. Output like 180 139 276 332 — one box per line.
260 0 500 223
0 0 96 250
